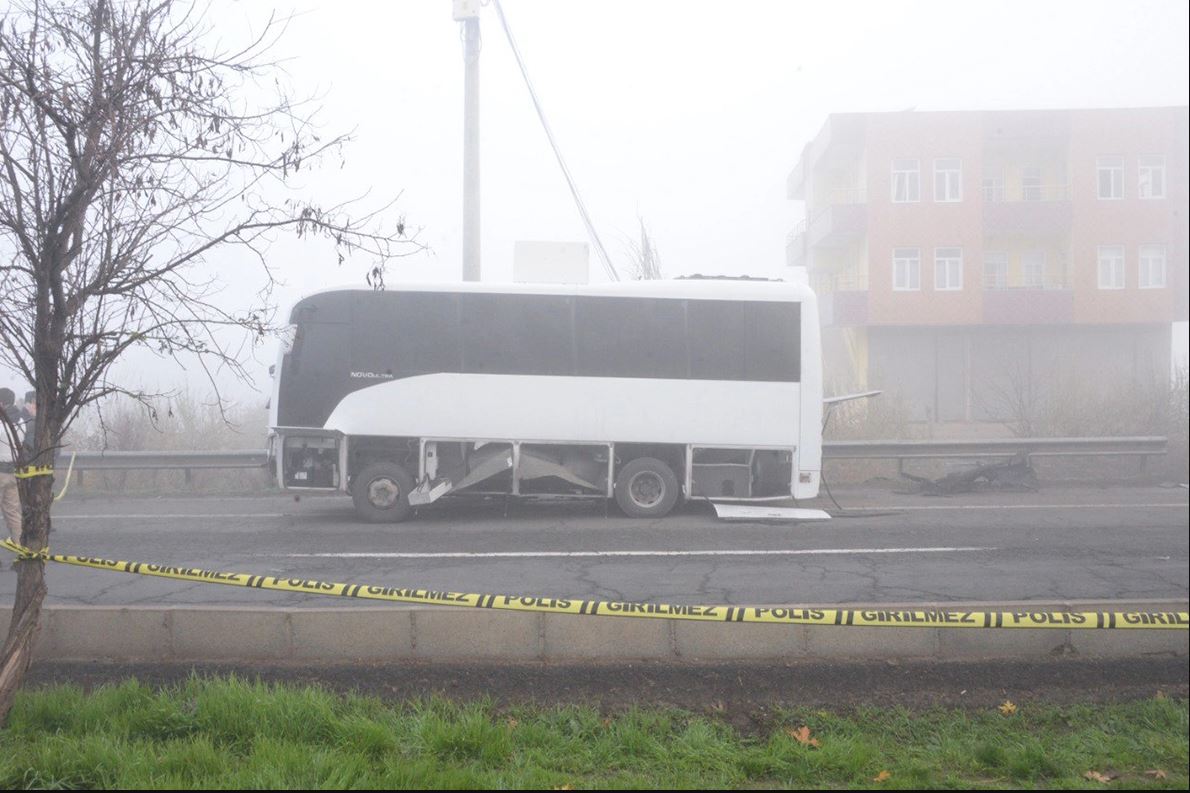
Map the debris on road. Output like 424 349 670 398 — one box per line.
901 452 1039 496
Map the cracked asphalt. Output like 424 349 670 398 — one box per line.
3 483 1186 608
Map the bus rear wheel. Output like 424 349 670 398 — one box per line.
614 457 679 518
352 461 415 523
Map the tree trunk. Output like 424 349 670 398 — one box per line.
0 474 52 724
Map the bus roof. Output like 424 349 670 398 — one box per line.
290 278 815 317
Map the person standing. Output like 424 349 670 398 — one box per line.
0 388 23 541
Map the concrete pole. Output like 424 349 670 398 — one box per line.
462 16 481 281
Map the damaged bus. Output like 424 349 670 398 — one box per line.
268 279 822 522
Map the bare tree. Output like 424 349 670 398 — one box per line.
623 216 661 280
0 0 421 720
971 354 1040 437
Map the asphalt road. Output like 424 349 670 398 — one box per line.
3 484 1186 609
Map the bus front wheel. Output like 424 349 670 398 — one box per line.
614 457 679 518
352 461 415 523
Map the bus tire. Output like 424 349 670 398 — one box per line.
352 461 415 523
614 457 679 518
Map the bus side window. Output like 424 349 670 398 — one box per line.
574 297 686 379
745 302 801 382
461 294 573 376
687 300 747 380
351 292 462 377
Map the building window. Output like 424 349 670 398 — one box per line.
1021 250 1046 288
1097 156 1123 200
983 251 1008 289
893 248 920 290
982 171 1004 202
1139 245 1167 288
891 159 920 202
1097 246 1125 289
934 159 962 202
1138 155 1166 199
934 248 963 290
1022 166 1043 201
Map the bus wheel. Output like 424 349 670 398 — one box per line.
614 457 679 518
352 461 415 523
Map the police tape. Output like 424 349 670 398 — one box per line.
13 464 53 479
2 539 1186 630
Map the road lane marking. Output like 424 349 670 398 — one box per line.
840 503 1187 511
52 513 287 519
283 546 995 560
49 503 1186 520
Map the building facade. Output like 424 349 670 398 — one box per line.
787 107 1189 424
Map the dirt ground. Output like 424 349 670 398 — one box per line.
27 658 1188 730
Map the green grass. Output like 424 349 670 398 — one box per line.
0 677 1185 789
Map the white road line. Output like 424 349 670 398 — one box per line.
49 503 1186 520
53 513 287 519
841 503 1187 511
283 546 995 560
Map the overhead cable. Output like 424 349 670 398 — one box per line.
491 0 620 281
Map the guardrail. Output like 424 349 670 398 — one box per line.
71 450 269 470
821 437 1167 460
65 437 1166 472
823 436 1167 477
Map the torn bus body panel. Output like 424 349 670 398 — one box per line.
711 503 831 522
408 441 608 507
517 444 607 494
409 441 512 506
407 477 452 506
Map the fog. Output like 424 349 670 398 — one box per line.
3 0 1189 407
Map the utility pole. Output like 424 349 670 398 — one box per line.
456 0 481 281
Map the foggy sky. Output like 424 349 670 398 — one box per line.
5 0 1190 402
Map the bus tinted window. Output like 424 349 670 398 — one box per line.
290 290 355 324
281 320 351 426
686 300 800 381
687 300 747 380
744 301 800 382
299 291 800 395
574 297 687 379
352 292 461 376
461 294 573 375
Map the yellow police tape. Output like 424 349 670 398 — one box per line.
13 465 53 479
2 539 1186 630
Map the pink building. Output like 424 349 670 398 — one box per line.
787 107 1188 423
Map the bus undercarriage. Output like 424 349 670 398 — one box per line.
274 430 808 522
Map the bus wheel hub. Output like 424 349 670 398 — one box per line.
629 471 664 508
367 478 401 508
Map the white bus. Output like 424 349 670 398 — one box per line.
268 278 822 522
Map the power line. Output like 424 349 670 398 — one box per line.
490 0 620 281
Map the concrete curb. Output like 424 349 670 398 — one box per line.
8 600 1186 663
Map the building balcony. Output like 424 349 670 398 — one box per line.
787 160 807 200
788 187 867 267
803 188 867 248
982 287 1074 325
788 114 867 199
982 184 1072 236
819 289 869 327
809 202 867 247
786 222 807 267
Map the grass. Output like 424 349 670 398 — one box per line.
0 677 1185 789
